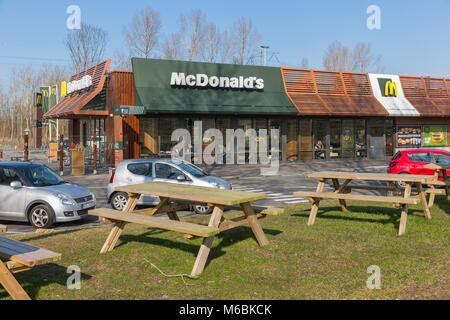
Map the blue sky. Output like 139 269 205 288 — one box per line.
1 0 450 86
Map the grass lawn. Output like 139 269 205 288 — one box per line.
1 197 449 300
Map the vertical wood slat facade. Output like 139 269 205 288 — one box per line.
105 71 139 166
281 68 388 116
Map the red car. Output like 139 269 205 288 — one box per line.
389 149 450 180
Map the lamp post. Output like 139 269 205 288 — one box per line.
24 128 30 162
260 45 270 66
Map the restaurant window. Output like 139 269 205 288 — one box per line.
329 119 341 159
237 119 252 161
342 119 355 158
159 118 178 156
287 119 299 161
216 118 232 138
355 119 367 158
313 119 327 160
385 119 394 157
139 118 158 156
269 120 281 160
300 119 313 160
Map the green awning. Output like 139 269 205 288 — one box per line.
132 58 297 115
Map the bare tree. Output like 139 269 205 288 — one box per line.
123 6 162 58
230 17 261 65
113 48 132 70
64 23 108 73
300 58 309 69
323 41 384 73
352 42 383 73
178 9 206 61
162 33 183 60
201 24 232 63
323 41 355 72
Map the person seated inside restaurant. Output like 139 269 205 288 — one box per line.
315 140 325 159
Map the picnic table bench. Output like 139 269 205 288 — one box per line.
293 171 436 236
0 225 61 300
89 182 283 277
423 163 450 204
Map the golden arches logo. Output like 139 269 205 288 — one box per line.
384 81 398 97
61 81 67 97
36 94 42 106
41 89 49 97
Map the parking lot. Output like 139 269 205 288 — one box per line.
0 159 388 235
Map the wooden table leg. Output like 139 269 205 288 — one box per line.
332 178 349 212
0 260 31 300
428 185 436 208
398 183 412 236
443 170 450 200
191 205 224 277
307 179 326 226
241 202 268 247
99 193 140 254
416 182 432 220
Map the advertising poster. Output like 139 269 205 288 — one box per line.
423 125 447 146
396 126 422 148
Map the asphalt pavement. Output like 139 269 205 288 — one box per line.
0 159 389 235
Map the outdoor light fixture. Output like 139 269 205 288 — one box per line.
24 128 30 136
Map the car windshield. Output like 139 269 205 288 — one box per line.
176 162 208 177
19 165 65 187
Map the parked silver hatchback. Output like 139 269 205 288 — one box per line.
107 159 231 214
0 162 96 229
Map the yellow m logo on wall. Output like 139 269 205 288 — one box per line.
385 81 398 97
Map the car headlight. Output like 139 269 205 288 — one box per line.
211 182 226 189
57 194 76 206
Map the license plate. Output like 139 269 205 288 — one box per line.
82 201 94 209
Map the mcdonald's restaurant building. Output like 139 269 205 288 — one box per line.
43 58 450 168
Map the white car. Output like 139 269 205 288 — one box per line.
107 159 231 214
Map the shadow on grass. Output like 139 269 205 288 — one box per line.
0 263 92 300
115 226 282 270
434 196 450 215
291 205 429 231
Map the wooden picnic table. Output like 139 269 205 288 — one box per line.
89 182 281 277
293 171 437 236
423 163 450 201
0 224 61 300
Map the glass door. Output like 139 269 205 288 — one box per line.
368 119 385 159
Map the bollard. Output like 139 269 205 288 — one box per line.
24 134 29 162
59 134 64 176
93 134 97 175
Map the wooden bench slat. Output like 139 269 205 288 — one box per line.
0 237 61 267
427 180 450 186
170 199 284 215
344 185 445 195
292 191 419 204
89 208 220 238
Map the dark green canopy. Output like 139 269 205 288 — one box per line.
131 58 296 115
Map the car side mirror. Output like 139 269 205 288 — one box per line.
176 175 186 182
10 181 23 189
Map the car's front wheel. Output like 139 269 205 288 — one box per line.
193 205 213 215
29 204 55 229
111 192 129 211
